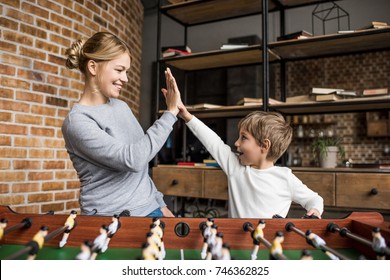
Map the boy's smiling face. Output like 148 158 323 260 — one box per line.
235 129 263 168
234 128 274 169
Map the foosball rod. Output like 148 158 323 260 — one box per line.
3 217 32 236
3 224 68 260
285 222 350 260
327 223 390 256
243 222 288 260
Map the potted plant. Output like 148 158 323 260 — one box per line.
311 136 345 168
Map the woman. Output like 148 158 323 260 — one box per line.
62 32 180 217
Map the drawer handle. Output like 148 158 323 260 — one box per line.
171 179 179 186
370 188 378 195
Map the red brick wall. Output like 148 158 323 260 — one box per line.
0 0 143 214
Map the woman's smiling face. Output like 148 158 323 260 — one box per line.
95 52 131 99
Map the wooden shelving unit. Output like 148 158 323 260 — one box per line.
269 28 390 60
162 45 279 71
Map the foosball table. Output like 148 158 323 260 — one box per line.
0 206 389 260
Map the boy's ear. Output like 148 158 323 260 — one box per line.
87 60 98 76
262 139 271 150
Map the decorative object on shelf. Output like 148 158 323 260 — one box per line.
311 1 350 35
311 136 345 168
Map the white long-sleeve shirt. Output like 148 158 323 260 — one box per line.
186 116 324 218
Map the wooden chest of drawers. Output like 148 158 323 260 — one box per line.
153 165 390 212
152 165 228 200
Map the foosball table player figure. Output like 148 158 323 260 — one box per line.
75 240 93 260
150 222 165 259
305 229 339 260
0 218 8 240
372 227 387 260
250 219 266 260
59 210 77 248
207 232 224 260
300 249 314 260
26 225 49 260
90 225 109 260
270 231 284 260
201 223 218 259
102 214 121 253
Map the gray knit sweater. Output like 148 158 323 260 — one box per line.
61 98 177 216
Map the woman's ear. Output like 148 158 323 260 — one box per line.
87 60 98 76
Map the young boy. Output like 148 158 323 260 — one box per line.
178 107 323 218
165 69 324 218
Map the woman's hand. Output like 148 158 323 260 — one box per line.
161 67 181 116
161 207 175 217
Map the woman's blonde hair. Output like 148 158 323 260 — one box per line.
238 111 293 162
65 32 131 74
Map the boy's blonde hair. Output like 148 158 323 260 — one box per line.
238 111 292 162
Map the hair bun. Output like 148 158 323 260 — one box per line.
65 38 86 69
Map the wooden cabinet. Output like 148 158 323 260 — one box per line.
152 167 204 198
336 173 390 210
294 169 390 211
152 166 228 200
294 172 335 206
154 166 390 211
204 170 228 200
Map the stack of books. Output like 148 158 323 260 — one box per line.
357 21 389 30
176 159 220 167
203 159 219 167
185 103 222 109
161 45 192 58
311 88 357 102
236 97 282 106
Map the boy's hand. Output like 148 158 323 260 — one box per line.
304 208 321 219
178 103 193 123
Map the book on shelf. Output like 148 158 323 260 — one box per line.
315 93 346 102
186 103 223 109
166 0 188 4
362 88 389 96
236 97 282 106
228 35 261 45
311 87 345 94
337 30 356 34
161 45 191 53
220 43 249 50
177 162 196 166
286 95 315 103
357 21 388 30
312 88 357 101
277 30 313 41
203 159 220 167
162 46 192 58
